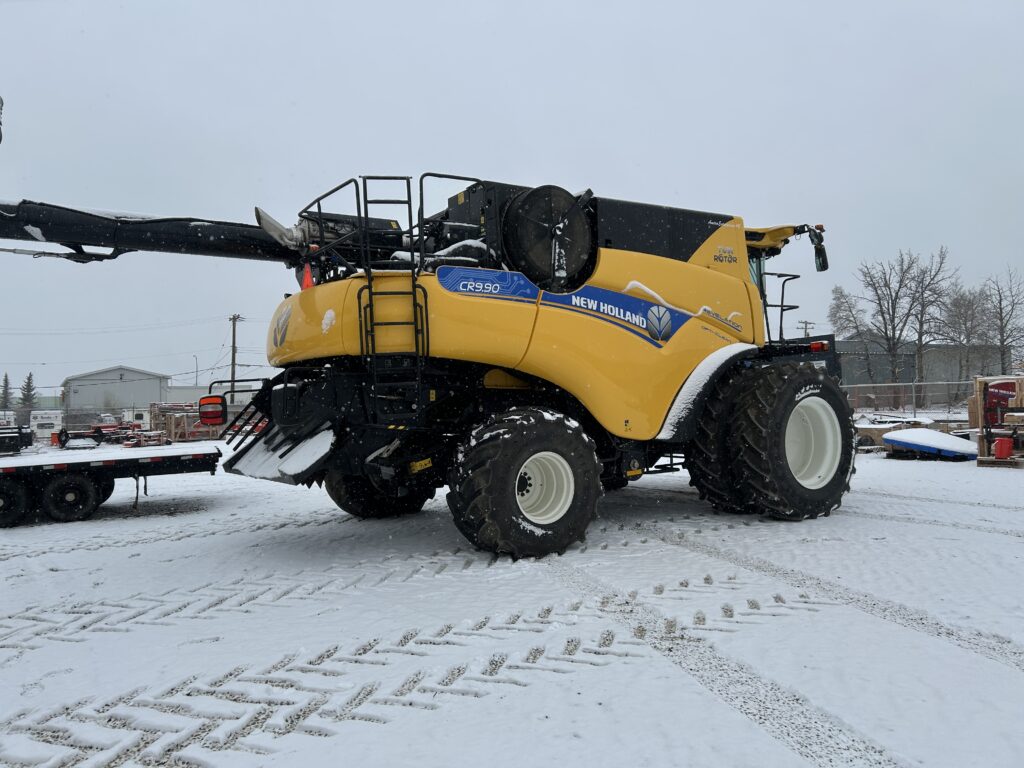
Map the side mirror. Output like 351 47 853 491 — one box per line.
198 394 228 426
808 228 829 272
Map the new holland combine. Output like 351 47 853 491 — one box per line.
0 173 855 555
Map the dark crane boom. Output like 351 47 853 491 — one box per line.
0 199 300 265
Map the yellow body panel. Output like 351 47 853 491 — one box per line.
269 272 537 369
267 214 763 442
517 244 754 440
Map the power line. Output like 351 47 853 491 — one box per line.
4 346 227 366
0 316 229 336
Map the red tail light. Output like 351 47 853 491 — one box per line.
198 395 228 426
809 340 830 353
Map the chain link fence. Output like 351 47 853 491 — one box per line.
840 380 973 418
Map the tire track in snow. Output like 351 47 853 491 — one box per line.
0 510 351 563
545 559 909 768
843 508 1024 540
0 610 641 766
623 483 1024 539
855 489 1024 515
0 552 495 655
656 529 1024 674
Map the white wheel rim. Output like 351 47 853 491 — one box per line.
516 451 575 525
784 396 842 490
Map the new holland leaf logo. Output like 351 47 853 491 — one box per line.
646 305 672 341
273 306 293 347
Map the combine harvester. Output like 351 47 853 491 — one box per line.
1 170 855 555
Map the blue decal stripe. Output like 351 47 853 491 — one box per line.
540 302 664 347
435 265 697 345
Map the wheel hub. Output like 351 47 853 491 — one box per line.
515 451 574 525
516 472 533 496
784 395 842 490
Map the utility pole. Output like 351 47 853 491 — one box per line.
229 314 243 404
797 320 816 338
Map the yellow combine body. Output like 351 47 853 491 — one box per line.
269 238 763 441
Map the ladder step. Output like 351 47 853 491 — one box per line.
365 198 411 206
371 321 416 327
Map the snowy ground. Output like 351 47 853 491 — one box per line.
1 447 1022 768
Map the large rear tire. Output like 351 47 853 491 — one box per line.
0 480 31 528
730 363 855 520
41 473 99 523
684 368 749 513
324 471 433 519
447 407 601 558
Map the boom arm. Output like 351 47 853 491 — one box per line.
0 199 300 265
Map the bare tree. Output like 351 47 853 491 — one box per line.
983 267 1024 374
856 252 919 383
906 247 955 385
933 282 987 397
828 285 877 382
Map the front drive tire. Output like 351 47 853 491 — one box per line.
731 362 855 520
684 368 749 513
41 473 100 523
447 407 602 558
324 471 434 519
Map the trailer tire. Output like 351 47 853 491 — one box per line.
41 473 100 523
684 367 750 513
447 407 601 558
730 363 855 520
0 480 31 528
97 477 115 506
324 471 433 519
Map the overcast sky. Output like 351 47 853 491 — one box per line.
1 0 1022 397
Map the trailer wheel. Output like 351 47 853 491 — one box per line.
730 363 855 520
0 480 31 528
41 473 100 523
447 407 601 558
684 368 749 513
324 471 433 519
97 477 115 506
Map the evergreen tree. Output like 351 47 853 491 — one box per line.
18 372 38 411
0 372 11 411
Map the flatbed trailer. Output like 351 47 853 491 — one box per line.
0 443 221 527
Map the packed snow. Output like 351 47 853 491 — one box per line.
1 449 1022 767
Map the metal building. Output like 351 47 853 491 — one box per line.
62 366 170 412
